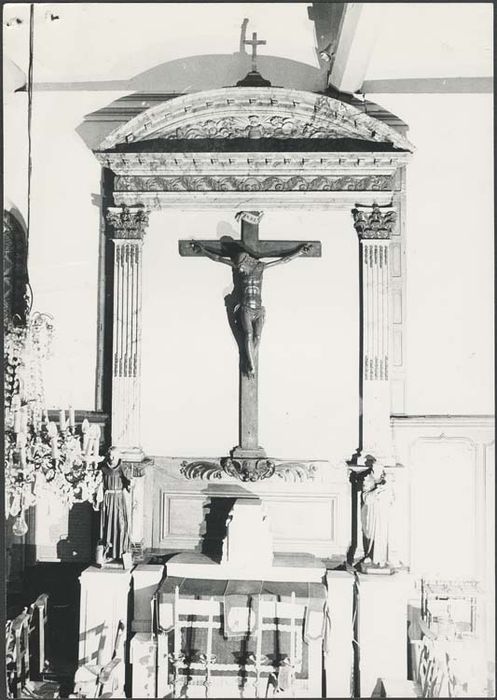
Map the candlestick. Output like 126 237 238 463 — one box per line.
51 437 59 459
59 409 66 431
174 585 180 657
203 596 215 698
206 597 213 660
254 597 264 699
170 585 184 699
150 598 155 634
68 406 75 430
93 425 101 458
20 407 28 433
289 592 296 698
14 410 21 434
82 419 90 454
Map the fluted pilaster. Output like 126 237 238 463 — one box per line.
352 203 396 464
106 205 149 460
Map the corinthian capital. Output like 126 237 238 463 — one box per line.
106 204 149 240
352 202 396 239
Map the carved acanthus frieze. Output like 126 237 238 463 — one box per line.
180 458 317 483
98 87 414 152
114 174 394 193
106 204 149 240
352 202 397 239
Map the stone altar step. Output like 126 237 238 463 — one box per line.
166 551 326 583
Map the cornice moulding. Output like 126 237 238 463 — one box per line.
95 150 410 176
391 415 495 429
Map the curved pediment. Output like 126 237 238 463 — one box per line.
98 87 413 152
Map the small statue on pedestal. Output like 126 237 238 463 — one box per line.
360 458 395 573
98 447 131 565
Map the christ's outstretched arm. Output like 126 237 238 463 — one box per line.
263 243 312 268
190 240 234 266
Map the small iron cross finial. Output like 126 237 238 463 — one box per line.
244 31 266 72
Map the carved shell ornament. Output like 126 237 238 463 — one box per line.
98 87 414 152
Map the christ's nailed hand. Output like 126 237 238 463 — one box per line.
301 243 312 254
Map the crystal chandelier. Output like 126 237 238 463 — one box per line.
4 312 104 536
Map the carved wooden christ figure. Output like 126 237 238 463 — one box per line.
191 237 310 375
180 211 321 376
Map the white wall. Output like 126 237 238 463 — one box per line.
141 208 358 460
26 91 130 408
17 90 492 419
377 93 494 414
3 4 493 419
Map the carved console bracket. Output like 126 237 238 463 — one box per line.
180 458 317 483
121 457 153 478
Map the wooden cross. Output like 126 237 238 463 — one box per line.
244 31 266 72
179 212 321 461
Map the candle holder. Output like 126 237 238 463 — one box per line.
167 652 185 699
198 653 217 698
246 652 271 699
276 655 299 695
5 403 104 534
5 307 104 534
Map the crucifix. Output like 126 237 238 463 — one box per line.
244 31 266 72
179 212 321 475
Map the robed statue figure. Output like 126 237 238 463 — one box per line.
99 447 131 561
361 463 395 568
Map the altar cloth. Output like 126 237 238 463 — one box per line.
155 575 327 681
166 550 326 582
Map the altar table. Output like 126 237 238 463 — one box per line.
154 575 327 698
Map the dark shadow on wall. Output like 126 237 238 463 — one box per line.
56 502 96 563
74 53 327 150
200 496 238 562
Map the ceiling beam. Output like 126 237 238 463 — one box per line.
329 3 386 94
361 77 493 94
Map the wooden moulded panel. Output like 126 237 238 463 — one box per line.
265 498 335 542
392 289 403 324
167 497 206 537
391 243 402 277
149 459 350 557
392 326 403 366
154 491 340 557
